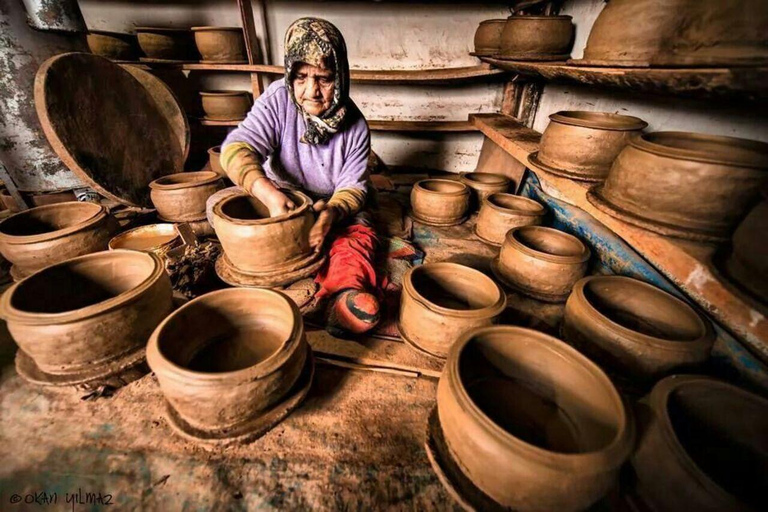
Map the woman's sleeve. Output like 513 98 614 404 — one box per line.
327 118 371 219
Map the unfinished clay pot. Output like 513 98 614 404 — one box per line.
136 27 196 61
86 30 139 60
208 146 226 178
499 15 574 61
410 179 470 226
200 91 252 121
0 250 172 376
108 223 182 255
492 226 590 302
563 276 715 386
399 262 506 358
529 111 648 182
0 189 77 213
460 172 511 211
589 132 768 242
722 199 768 305
192 26 247 63
475 193 546 246
149 171 223 222
436 326 633 511
631 375 768 512
473 19 506 56
0 202 119 279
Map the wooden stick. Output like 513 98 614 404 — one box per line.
315 351 442 379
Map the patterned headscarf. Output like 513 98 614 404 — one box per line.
284 18 350 145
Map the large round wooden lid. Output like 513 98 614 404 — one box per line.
34 53 185 208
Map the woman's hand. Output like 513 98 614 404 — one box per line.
251 178 295 216
309 200 339 250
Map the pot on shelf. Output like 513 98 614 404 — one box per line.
459 172 510 211
200 90 252 121
135 27 196 61
149 171 223 222
86 30 139 60
473 19 506 56
410 179 470 226
475 193 546 246
499 15 574 61
192 26 247 63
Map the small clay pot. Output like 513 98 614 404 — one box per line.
563 276 715 386
86 30 139 60
191 26 247 63
0 189 77 213
722 198 768 305
0 250 172 376
492 226 590 302
0 202 119 279
499 15 574 61
410 179 470 226
473 19 506 56
146 288 309 432
136 27 196 61
475 193 546 246
529 111 648 182
108 223 182 255
399 262 506 358
208 146 226 178
459 172 511 211
631 375 768 512
437 326 634 511
149 171 223 222
200 91 252 121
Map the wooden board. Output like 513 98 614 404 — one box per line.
368 120 477 132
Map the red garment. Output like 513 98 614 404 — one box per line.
314 222 380 300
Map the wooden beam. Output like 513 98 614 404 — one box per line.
368 120 477 132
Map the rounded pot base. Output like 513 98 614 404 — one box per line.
490 257 570 303
396 322 446 360
472 224 502 248
215 252 326 288
496 52 570 61
409 211 467 227
528 152 606 183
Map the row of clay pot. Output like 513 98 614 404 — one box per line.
473 16 575 61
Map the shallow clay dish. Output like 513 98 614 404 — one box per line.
473 19 506 56
410 179 470 227
136 27 196 62
475 193 546 247
459 172 510 211
108 223 182 255
200 91 252 121
192 26 247 63
208 145 226 178
149 171 223 222
86 30 139 60
499 16 574 61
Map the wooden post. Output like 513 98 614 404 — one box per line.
237 0 265 97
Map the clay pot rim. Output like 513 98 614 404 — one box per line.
630 131 768 169
0 202 107 245
448 325 632 466
108 223 180 252
208 145 222 154
149 171 221 190
0 250 165 325
88 30 135 38
484 193 546 216
549 111 648 131
505 15 573 21
199 90 251 97
191 26 244 32
478 19 507 24
414 179 469 197
505 226 590 263
459 172 510 188
135 27 191 33
212 190 313 226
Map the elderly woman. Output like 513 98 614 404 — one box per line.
212 18 380 335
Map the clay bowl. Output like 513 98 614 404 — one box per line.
499 15 574 61
0 202 119 279
399 262 506 358
208 146 226 178
149 171 222 222
200 91 252 121
473 19 506 56
475 193 546 246
135 27 196 61
459 172 511 211
212 191 314 274
410 179 470 227
493 226 590 302
86 30 139 60
0 189 77 213
191 26 247 63
589 132 768 242
146 288 309 432
436 326 634 511
529 111 648 182
0 250 172 376
631 375 768 512
108 223 182 255
563 276 715 387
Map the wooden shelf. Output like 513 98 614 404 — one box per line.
198 118 477 131
470 112 768 361
197 118 241 126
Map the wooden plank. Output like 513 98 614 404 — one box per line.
469 113 540 162
237 0 261 65
368 120 477 132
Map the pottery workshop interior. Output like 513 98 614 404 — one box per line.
1 0 768 509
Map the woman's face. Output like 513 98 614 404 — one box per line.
292 62 335 116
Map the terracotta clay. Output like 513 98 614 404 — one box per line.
589 132 768 242
475 193 546 247
473 19 506 56
86 31 138 60
399 262 506 358
208 146 226 178
410 179 470 227
149 171 223 222
459 172 510 212
0 250 172 376
722 198 768 305
200 91 253 121
529 111 647 182
499 16 574 61
436 326 634 511
192 27 247 63
0 189 76 213
108 223 182 255
631 375 768 512
0 202 119 279
135 27 196 61
563 276 715 386
492 226 590 302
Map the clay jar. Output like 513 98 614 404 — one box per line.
108 223 182 255
493 226 590 302
563 276 715 386
473 19 506 56
135 27 195 61
208 146 226 178
459 172 510 211
200 91 252 121
475 193 546 246
437 326 634 511
589 132 768 242
499 15 574 61
0 202 119 279
723 198 768 305
149 171 222 222
0 250 172 375
86 31 138 60
146 288 309 432
530 111 648 182
399 262 506 358
631 375 768 512
410 179 470 226
192 27 247 63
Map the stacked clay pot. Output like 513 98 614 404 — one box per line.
135 27 196 61
499 15 575 61
200 91 252 121
475 193 546 246
192 27 247 63
435 326 634 511
410 179 470 226
86 31 139 60
399 262 506 358
459 172 510 211
108 223 182 255
149 171 222 222
473 19 506 56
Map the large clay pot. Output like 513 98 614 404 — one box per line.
436 326 634 511
0 189 77 213
86 30 139 60
0 250 172 375
108 223 182 255
459 172 510 211
136 27 196 61
410 179 470 226
722 198 768 305
399 262 506 358
0 202 119 279
475 193 546 246
563 276 715 386
192 26 247 63
589 132 768 242
499 15 574 61
146 288 310 433
492 226 590 302
529 111 647 182
208 145 226 178
200 91 252 121
631 375 768 512
473 19 506 56
149 171 223 222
